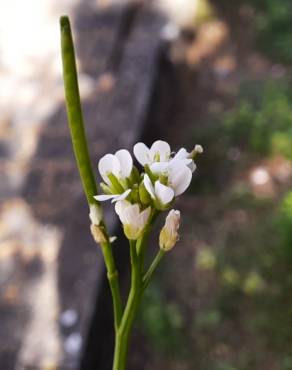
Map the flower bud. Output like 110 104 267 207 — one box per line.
194 144 203 153
89 204 103 225
189 144 203 159
115 200 151 240
159 209 180 251
90 224 107 243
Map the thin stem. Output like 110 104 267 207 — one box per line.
60 15 122 328
143 249 165 291
136 210 159 272
112 240 142 370
101 241 123 330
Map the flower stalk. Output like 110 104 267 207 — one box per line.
60 15 202 370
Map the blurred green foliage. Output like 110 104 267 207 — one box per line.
276 191 292 258
219 0 292 63
253 0 292 63
138 285 186 356
224 79 292 159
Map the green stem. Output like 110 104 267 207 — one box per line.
136 210 159 271
113 240 142 370
60 15 122 328
143 249 165 291
60 15 97 207
101 241 123 330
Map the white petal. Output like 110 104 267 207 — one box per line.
94 194 116 201
150 140 171 161
154 181 174 204
170 155 193 168
115 149 133 178
188 161 197 173
111 189 131 203
172 148 189 161
143 174 155 199
115 200 130 217
123 204 140 225
98 154 120 184
133 142 150 166
137 207 151 229
168 162 192 196
165 209 180 232
150 161 169 174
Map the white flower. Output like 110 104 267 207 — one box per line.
150 147 196 174
95 149 133 203
146 160 192 198
167 160 193 195
134 140 199 175
94 189 131 203
169 148 196 173
159 209 180 251
115 200 151 240
134 140 171 166
143 174 174 206
98 149 133 185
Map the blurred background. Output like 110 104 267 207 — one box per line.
1 0 292 369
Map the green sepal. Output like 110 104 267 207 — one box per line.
129 166 141 186
144 164 158 182
139 182 152 206
108 173 126 194
131 184 140 204
100 182 113 195
158 173 168 185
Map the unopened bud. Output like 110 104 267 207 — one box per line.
194 144 203 153
90 224 107 244
189 144 203 159
89 204 103 225
159 209 180 251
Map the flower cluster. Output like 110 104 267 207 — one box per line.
94 140 202 242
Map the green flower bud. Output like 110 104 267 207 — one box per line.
189 144 203 159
